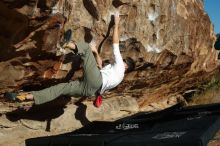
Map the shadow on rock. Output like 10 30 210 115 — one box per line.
5 96 71 131
75 102 90 126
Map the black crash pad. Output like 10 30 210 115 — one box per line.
26 103 220 146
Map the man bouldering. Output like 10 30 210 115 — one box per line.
5 12 135 108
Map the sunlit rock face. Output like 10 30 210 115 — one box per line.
62 0 218 73
0 0 219 110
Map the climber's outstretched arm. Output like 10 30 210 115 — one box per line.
113 12 120 44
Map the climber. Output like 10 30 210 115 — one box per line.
5 12 135 108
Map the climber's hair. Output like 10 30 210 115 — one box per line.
124 57 135 73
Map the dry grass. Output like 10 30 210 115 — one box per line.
189 72 220 105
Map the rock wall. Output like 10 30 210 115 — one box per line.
55 0 218 72
0 0 219 108
0 1 220 144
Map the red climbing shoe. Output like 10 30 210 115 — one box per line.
94 95 102 108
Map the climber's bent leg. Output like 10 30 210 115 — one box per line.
76 41 102 96
31 80 83 105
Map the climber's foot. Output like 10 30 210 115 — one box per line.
64 29 72 43
63 40 78 54
4 92 33 102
